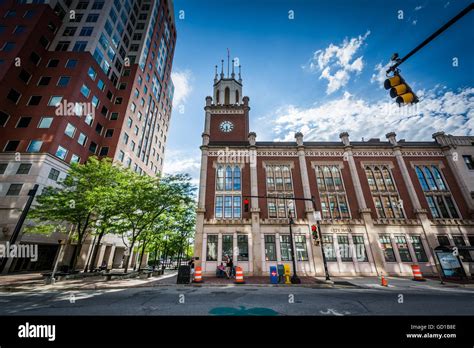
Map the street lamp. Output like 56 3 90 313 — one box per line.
287 209 301 284
311 196 331 281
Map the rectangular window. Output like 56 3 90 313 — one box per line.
88 67 97 80
437 235 450 247
224 196 232 218
352 235 368 262
222 235 233 260
73 41 87 52
463 155 474 170
64 123 76 138
280 235 292 261
79 26 93 36
48 96 62 107
337 235 352 262
215 196 223 218
395 235 412 262
65 59 77 68
237 235 249 261
26 140 42 153
4 140 20 152
295 235 308 261
57 76 70 87
0 163 7 174
265 165 295 218
16 163 32 175
55 145 68 160
7 184 23 196
48 168 60 181
410 235 428 262
366 166 404 218
16 117 32 128
322 235 337 261
71 154 81 164
80 84 91 98
27 96 42 106
264 235 277 261
206 235 217 261
379 235 396 262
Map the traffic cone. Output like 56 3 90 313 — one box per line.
194 266 203 283
381 275 388 287
234 266 245 284
411 265 426 281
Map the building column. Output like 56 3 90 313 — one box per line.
107 245 116 269
386 132 438 274
340 132 386 276
248 132 262 275
295 132 324 276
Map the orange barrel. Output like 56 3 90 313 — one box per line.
194 266 202 283
234 266 245 284
411 264 425 281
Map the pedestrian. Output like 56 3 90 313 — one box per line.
228 256 234 278
188 258 195 283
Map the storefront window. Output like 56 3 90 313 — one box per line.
379 235 396 262
206 235 217 261
264 235 277 261
410 235 428 262
452 235 473 262
352 235 368 262
395 235 412 262
337 235 352 262
322 235 336 261
222 235 233 260
295 235 308 261
237 235 248 261
280 235 292 261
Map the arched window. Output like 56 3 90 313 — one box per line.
315 165 350 220
432 166 447 190
365 168 377 191
266 166 275 191
224 87 230 105
323 166 334 191
235 90 239 104
373 167 386 191
415 166 429 191
332 165 343 191
225 165 232 190
216 166 224 191
216 90 220 104
423 166 438 190
283 166 292 190
382 167 396 192
233 166 241 190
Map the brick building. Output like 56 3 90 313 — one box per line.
0 0 177 273
194 62 474 277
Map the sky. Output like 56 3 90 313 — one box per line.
164 0 474 183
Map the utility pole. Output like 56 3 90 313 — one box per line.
311 196 331 281
0 184 39 274
287 210 301 284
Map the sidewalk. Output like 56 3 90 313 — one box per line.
333 276 474 290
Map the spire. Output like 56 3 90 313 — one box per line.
220 59 224 79
227 48 230 78
214 65 218 83
231 59 235 78
238 65 242 82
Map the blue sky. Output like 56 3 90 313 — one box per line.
164 0 473 180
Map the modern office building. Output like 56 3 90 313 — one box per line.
194 62 474 278
0 0 177 273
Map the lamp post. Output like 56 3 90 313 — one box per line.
311 196 331 281
288 210 301 284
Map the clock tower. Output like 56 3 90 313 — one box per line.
203 58 250 143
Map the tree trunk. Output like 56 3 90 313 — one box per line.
138 239 147 271
88 230 105 272
84 235 97 272
123 238 136 273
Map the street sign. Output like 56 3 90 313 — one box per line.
313 211 322 221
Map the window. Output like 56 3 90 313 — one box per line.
16 117 32 128
85 114 94 126
18 69 32 84
222 235 233 260
95 123 103 135
280 235 292 261
295 235 308 261
88 67 97 80
57 76 70 87
65 59 77 68
4 140 20 152
38 76 52 86
118 151 125 162
215 195 241 219
206 235 217 261
48 96 62 107
105 129 114 138
0 163 7 175
72 41 87 52
379 235 396 262
337 235 352 262
123 133 129 145
97 79 105 91
76 1 89 9
23 10 36 19
264 235 277 261
315 165 350 219
77 133 87 146
237 235 249 261
395 235 412 262
1 42 15 51
322 235 337 261
452 236 473 262
352 235 368 262
64 123 76 138
4 10 16 18
63 26 77 36
79 26 93 36
27 96 42 106
415 165 459 219
29 52 41 66
48 168 60 181
16 163 32 174
99 147 108 156
47 59 59 68
89 142 98 154
410 236 428 262
265 165 295 218
6 184 23 196
92 1 105 10
7 89 21 104
110 112 119 120
26 140 42 153
13 25 26 34
365 166 404 218
55 145 68 160
80 84 91 98
55 41 70 51
86 13 99 22
0 111 10 127
463 156 474 170
437 235 450 247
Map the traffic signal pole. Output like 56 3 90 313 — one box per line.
387 3 473 74
243 194 331 281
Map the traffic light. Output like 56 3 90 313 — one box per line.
384 73 418 105
311 225 318 240
244 198 249 212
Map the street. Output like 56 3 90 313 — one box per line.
1 277 474 316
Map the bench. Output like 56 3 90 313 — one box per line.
139 270 153 279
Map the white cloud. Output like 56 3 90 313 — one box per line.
415 5 424 11
412 19 418 25
270 86 474 142
444 1 450 8
162 149 201 186
370 61 392 88
171 69 193 106
307 31 370 94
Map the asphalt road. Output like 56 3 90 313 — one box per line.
1 283 474 316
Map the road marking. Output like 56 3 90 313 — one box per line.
319 308 350 316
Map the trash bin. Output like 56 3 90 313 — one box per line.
270 266 278 284
277 264 284 283
177 265 191 284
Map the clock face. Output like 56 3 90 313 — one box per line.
219 120 234 133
